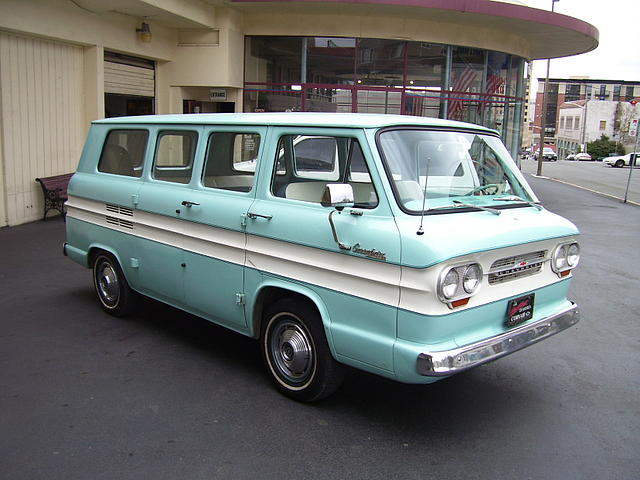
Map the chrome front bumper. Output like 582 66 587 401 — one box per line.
416 303 579 376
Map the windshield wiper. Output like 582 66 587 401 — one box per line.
426 201 501 215
493 196 543 211
451 200 501 215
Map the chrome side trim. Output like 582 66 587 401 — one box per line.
416 303 579 376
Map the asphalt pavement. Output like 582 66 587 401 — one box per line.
520 158 640 205
1 176 639 480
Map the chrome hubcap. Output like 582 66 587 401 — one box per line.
270 318 314 385
97 262 119 306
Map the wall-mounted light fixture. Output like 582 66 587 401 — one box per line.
136 22 152 43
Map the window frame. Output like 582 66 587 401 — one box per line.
152 129 199 184
269 131 379 209
200 130 263 194
98 128 150 178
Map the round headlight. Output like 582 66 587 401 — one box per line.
463 264 482 294
567 243 580 267
552 244 568 271
441 269 460 299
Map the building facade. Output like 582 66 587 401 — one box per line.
0 0 598 226
556 100 640 158
533 77 640 153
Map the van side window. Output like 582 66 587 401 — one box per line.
202 132 260 192
153 131 198 184
271 135 378 208
98 130 148 177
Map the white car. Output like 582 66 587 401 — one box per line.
575 153 592 161
533 147 558 161
604 153 639 168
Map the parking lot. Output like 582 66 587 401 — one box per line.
1 174 639 480
520 158 640 205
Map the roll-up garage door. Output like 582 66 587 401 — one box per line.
104 52 155 117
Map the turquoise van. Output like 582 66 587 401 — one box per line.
64 113 580 401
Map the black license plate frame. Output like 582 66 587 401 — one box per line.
506 293 535 328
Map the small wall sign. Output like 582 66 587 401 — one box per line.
210 88 227 102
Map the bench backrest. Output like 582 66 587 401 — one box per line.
36 173 74 196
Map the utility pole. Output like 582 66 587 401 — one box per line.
536 0 559 176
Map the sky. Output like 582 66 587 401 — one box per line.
521 0 640 89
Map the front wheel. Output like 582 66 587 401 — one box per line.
261 298 344 402
92 252 137 317
615 159 625 168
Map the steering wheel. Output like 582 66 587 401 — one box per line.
466 184 500 196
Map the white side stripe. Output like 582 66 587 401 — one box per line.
66 195 571 316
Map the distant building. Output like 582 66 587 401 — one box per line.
556 100 640 158
533 78 640 151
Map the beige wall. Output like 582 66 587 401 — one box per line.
0 0 242 225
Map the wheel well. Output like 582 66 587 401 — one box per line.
87 247 111 268
252 287 319 339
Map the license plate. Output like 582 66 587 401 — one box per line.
506 293 535 327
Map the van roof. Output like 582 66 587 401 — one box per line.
93 112 496 133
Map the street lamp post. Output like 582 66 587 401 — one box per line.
536 0 560 176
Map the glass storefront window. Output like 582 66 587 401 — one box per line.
355 39 405 87
307 37 355 85
243 36 527 157
448 47 485 124
405 43 446 118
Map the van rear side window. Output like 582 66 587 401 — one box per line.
98 130 148 177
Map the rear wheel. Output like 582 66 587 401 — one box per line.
261 298 343 402
92 252 137 317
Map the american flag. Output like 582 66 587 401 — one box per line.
477 74 505 114
448 66 478 119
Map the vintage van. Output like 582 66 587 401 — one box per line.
64 113 580 401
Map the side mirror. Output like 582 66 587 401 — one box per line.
321 183 354 209
321 184 355 251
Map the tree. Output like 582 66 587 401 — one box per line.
586 134 625 159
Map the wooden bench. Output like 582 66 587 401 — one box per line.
35 173 73 220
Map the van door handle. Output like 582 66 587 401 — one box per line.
181 200 200 207
247 212 273 220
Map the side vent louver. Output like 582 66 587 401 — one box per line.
105 204 134 230
106 204 134 216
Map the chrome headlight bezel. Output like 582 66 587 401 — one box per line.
551 241 580 275
462 263 483 294
438 262 483 303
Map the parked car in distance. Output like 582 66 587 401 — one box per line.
575 153 592 161
533 147 558 161
604 153 639 168
565 153 576 161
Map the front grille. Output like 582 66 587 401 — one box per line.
488 250 547 285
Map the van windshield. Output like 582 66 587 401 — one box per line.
377 129 537 214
